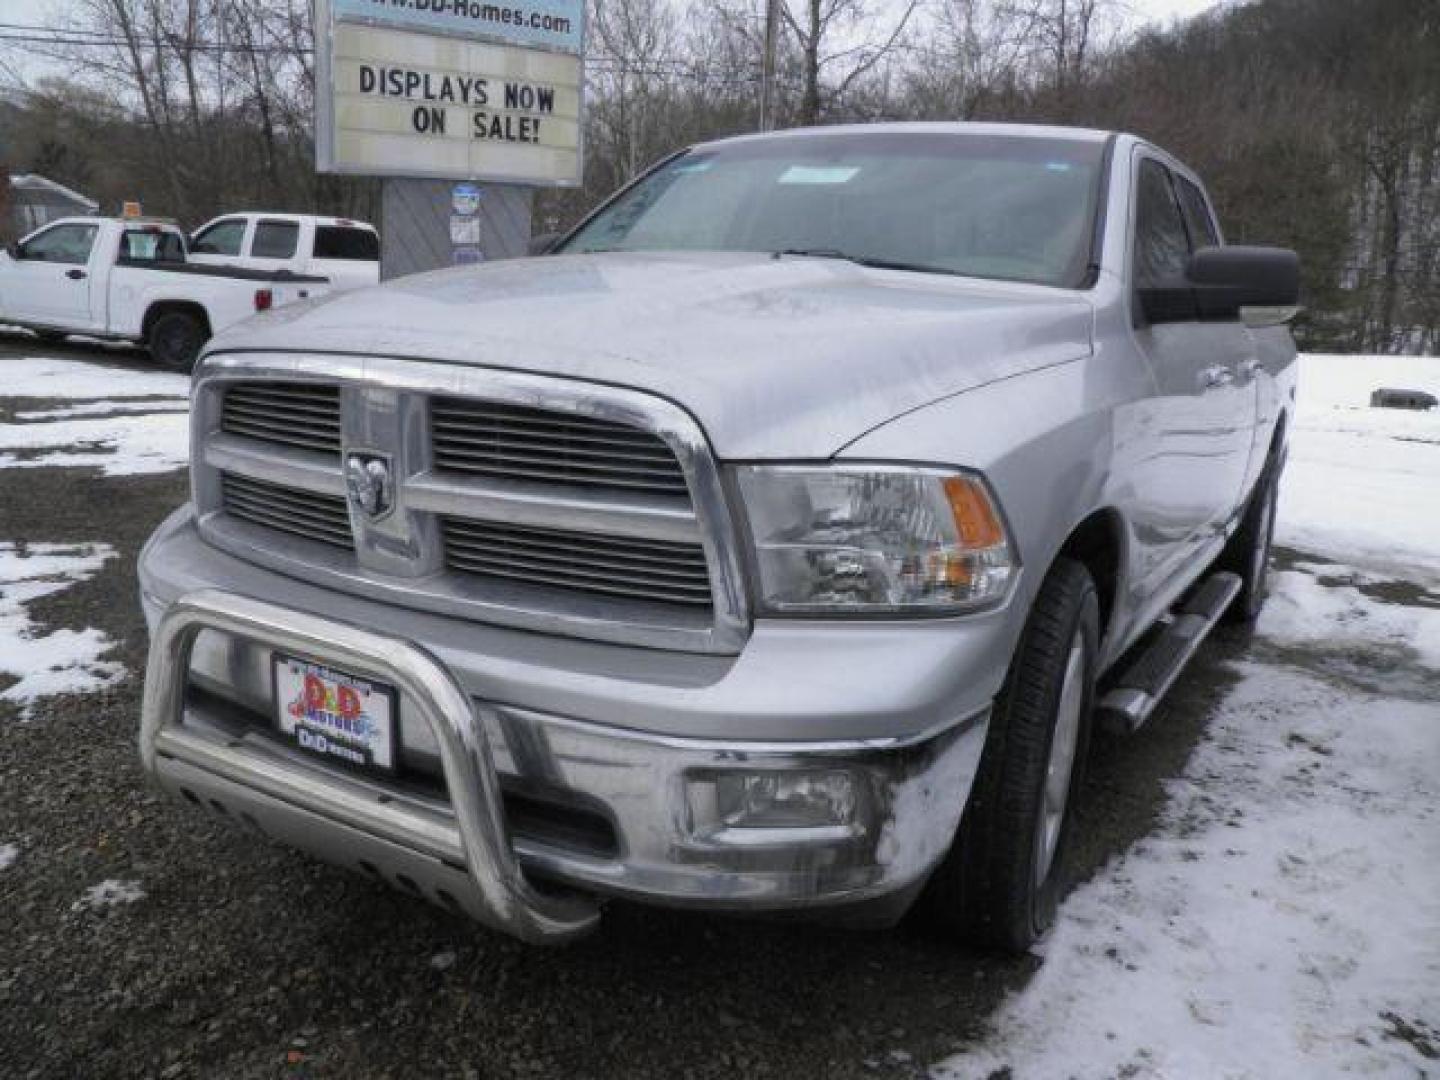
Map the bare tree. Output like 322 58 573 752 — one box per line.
780 0 921 124
904 0 1039 119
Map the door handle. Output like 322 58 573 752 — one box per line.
66 268 87 280
1200 364 1234 389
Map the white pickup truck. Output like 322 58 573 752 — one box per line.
0 217 328 370
188 213 380 292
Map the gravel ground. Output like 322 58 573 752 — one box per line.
0 337 1264 1079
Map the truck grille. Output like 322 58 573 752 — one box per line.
221 382 342 455
197 366 747 653
221 473 354 551
430 399 689 496
443 518 713 609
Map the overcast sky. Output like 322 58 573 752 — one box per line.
1127 0 1228 24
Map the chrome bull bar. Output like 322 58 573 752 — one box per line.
139 589 601 944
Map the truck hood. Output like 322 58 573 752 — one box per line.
213 251 1094 458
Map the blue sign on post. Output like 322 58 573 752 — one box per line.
452 183 482 216
332 0 585 55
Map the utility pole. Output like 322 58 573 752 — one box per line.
759 0 780 131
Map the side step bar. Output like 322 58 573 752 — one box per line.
1096 571 1242 735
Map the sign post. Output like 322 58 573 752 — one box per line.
314 0 585 277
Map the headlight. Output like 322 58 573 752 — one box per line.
735 465 1016 614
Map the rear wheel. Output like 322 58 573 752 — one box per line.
1218 462 1279 624
34 330 67 345
917 558 1099 952
149 311 207 372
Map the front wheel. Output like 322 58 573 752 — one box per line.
148 311 207 372
917 558 1099 952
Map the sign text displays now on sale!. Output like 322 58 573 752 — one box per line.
316 0 584 185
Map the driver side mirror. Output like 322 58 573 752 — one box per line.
1139 245 1300 325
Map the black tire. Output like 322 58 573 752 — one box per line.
148 311 207 372
34 330 67 344
1217 461 1279 624
917 558 1100 953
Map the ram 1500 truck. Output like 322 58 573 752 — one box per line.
138 123 1300 950
0 217 327 370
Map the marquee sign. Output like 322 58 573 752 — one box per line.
315 0 585 186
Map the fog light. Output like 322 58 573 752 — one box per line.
712 770 857 829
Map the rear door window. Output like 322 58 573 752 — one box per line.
1133 159 1191 287
314 226 379 261
192 218 246 256
251 220 300 259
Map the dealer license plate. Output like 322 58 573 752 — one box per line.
273 654 397 774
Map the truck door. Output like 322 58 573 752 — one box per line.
188 216 249 268
1127 156 1258 595
0 221 103 329
1173 172 1266 507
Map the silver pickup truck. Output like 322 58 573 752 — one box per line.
137 122 1299 950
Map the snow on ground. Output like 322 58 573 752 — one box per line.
0 358 189 712
0 356 189 475
1278 353 1440 580
932 353 1440 1080
1 356 188 400
15 400 190 421
0 326 138 356
0 842 17 871
1262 562 1440 675
0 543 125 719
71 879 146 911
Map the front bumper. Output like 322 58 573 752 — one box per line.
139 509 997 940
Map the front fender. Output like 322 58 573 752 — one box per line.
835 354 1125 674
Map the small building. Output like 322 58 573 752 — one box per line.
1370 387 1438 411
7 173 99 237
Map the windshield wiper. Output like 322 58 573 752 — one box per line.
772 248 959 277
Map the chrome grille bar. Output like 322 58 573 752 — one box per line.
221 473 353 550
431 399 690 495
405 472 700 544
443 518 714 608
221 382 341 455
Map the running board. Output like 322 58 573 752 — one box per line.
1096 571 1242 735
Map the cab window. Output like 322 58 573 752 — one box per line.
252 220 299 259
119 228 186 263
1132 159 1190 286
191 218 246 256
18 223 99 265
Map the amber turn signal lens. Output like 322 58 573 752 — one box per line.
943 475 1006 548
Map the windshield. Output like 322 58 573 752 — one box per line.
560 131 1107 288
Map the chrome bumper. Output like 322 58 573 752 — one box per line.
140 586 990 938
141 589 600 944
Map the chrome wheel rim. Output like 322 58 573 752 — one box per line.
1036 631 1086 888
